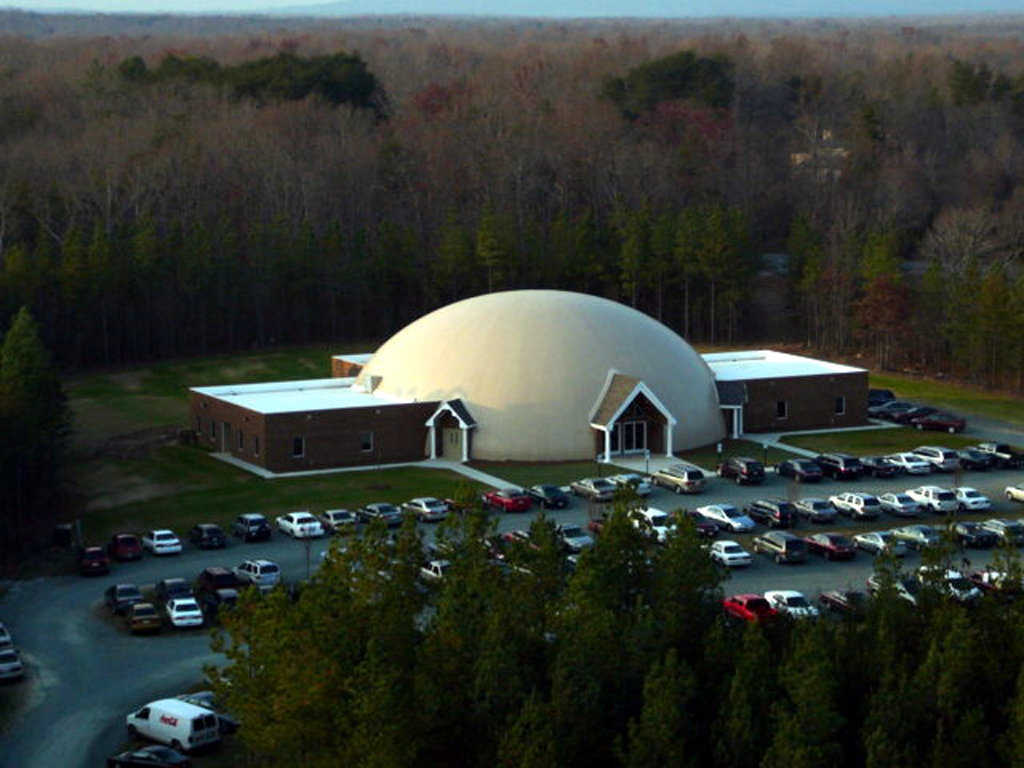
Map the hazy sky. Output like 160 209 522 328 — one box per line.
13 0 1024 15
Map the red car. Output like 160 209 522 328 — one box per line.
910 411 966 433
687 511 719 539
803 532 857 561
78 546 110 576
108 533 143 561
482 488 533 513
722 594 778 622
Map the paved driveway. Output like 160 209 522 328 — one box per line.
1 465 1022 768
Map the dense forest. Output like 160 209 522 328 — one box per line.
212 500 1024 767
0 16 1022 388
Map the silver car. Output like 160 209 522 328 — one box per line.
794 498 837 524
878 493 921 518
853 530 907 557
0 647 24 681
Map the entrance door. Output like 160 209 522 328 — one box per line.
221 422 231 452
441 428 462 460
619 421 647 454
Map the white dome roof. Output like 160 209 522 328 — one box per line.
357 290 724 461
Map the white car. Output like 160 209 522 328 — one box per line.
165 598 204 628
853 530 907 557
319 509 359 532
402 497 450 522
233 559 281 591
420 560 451 581
1006 484 1024 503
557 524 595 552
764 590 819 619
609 473 653 497
918 567 982 603
276 511 324 538
828 493 881 519
906 486 958 513
0 647 24 681
954 487 991 512
141 529 182 556
0 622 11 651
878 493 921 518
886 452 932 475
630 508 674 542
696 504 755 533
709 540 752 568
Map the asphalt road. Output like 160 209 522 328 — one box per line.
1 464 1023 768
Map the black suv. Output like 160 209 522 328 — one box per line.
717 457 765 485
751 531 807 564
527 484 571 509
232 513 272 542
814 453 863 480
196 566 244 596
860 456 900 479
745 499 797 529
868 388 895 407
154 577 194 603
190 523 227 549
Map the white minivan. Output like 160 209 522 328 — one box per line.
126 698 221 753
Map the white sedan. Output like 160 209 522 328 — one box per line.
276 511 325 538
1007 484 1024 503
886 452 932 474
609 473 653 497
420 560 451 582
709 540 752 568
764 590 819 619
0 648 24 681
696 504 756 533
142 529 182 556
827 493 881 519
166 598 204 628
630 508 673 542
954 487 991 512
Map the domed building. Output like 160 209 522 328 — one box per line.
352 290 723 462
190 290 867 475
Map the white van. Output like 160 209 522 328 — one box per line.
126 698 221 753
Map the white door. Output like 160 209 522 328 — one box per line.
442 428 462 460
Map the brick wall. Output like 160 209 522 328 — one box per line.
331 358 364 378
742 371 868 432
189 392 268 465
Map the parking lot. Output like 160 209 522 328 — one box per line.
0 461 1022 768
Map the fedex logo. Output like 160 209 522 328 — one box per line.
159 715 179 727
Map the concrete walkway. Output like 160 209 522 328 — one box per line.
740 419 904 459
210 452 513 488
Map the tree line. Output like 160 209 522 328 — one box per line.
0 24 1021 387
211 497 1024 767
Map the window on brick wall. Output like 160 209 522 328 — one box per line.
292 437 305 457
238 430 244 450
776 400 788 419
209 420 215 439
361 432 374 452
253 436 260 456
835 396 846 415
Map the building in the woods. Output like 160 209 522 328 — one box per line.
189 290 867 473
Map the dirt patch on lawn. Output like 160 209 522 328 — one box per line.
218 361 270 380
106 370 148 391
74 455 188 512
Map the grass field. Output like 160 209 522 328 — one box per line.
470 440 800 487
782 428 984 455
870 372 1024 427
72 446 481 545
66 343 373 451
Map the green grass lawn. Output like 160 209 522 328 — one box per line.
66 343 376 451
470 440 801 487
870 372 1024 427
71 445 481 545
676 439 801 469
782 428 986 455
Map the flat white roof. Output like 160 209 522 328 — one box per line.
702 350 866 381
331 353 374 364
191 378 412 415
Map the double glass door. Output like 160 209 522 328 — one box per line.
610 420 647 454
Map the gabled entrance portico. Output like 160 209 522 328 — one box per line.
425 399 477 463
589 372 676 464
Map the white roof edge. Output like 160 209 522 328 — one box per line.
332 352 374 363
703 349 867 381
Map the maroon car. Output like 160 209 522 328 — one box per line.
78 546 110 576
108 533 143 561
804 532 856 561
911 411 966 434
482 488 533 513
687 511 719 539
722 594 778 623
